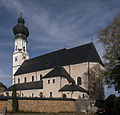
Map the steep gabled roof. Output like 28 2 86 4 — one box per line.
59 83 88 93
61 42 103 66
15 48 66 75
15 42 104 76
0 82 7 89
43 65 75 83
5 81 43 91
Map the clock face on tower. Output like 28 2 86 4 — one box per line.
15 56 18 62
22 54 26 60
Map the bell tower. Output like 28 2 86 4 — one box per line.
12 12 29 84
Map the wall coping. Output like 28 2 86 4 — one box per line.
2 96 75 101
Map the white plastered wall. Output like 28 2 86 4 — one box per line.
43 77 68 98
14 68 52 84
4 89 43 97
9 62 104 99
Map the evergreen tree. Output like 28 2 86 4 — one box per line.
12 84 18 112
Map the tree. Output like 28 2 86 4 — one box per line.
114 97 120 115
12 84 18 112
98 14 120 93
111 58 120 93
84 65 104 100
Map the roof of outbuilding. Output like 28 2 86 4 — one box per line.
15 42 104 76
0 82 7 89
0 96 8 100
59 83 88 93
5 81 43 91
43 65 75 83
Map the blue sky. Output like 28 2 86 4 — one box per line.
0 0 119 98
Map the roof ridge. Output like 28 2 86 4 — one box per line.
59 83 88 93
67 42 93 51
29 48 66 61
43 66 75 83
5 80 43 91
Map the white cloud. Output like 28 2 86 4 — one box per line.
0 0 22 14
0 0 92 50
0 1 104 48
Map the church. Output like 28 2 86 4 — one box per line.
5 14 104 99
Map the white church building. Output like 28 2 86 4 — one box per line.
5 14 104 99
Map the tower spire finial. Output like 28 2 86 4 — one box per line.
20 9 22 17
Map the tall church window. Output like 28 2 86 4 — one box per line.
23 46 25 52
82 94 85 99
48 80 50 84
18 78 20 83
53 79 55 83
24 77 27 83
32 76 34 82
40 74 42 81
32 93 34 97
50 92 52 97
77 77 82 85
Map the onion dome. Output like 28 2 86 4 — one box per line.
13 16 29 37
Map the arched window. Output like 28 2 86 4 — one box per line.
82 94 85 99
23 46 25 52
32 76 34 82
50 92 52 97
40 74 42 81
53 79 55 83
48 80 50 84
32 93 34 97
18 78 20 83
39 92 43 98
24 77 27 83
62 94 67 98
6 92 9 96
77 77 82 85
